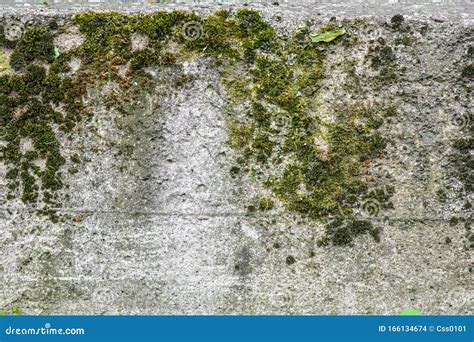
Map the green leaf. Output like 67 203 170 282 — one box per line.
400 309 423 316
54 46 61 58
310 29 346 43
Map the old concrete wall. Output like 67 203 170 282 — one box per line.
0 2 472 314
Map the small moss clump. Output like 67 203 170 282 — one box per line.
258 197 275 211
369 42 398 83
390 14 404 29
70 154 81 164
395 34 414 46
320 218 380 247
462 64 474 79
371 45 395 67
286 255 296 265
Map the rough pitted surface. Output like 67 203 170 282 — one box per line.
0 3 473 315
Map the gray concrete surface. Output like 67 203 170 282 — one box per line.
0 2 473 314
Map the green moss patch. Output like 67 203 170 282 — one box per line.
1 11 395 246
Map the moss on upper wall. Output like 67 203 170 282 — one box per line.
0 10 396 245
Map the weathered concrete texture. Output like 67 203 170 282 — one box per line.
0 3 473 314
